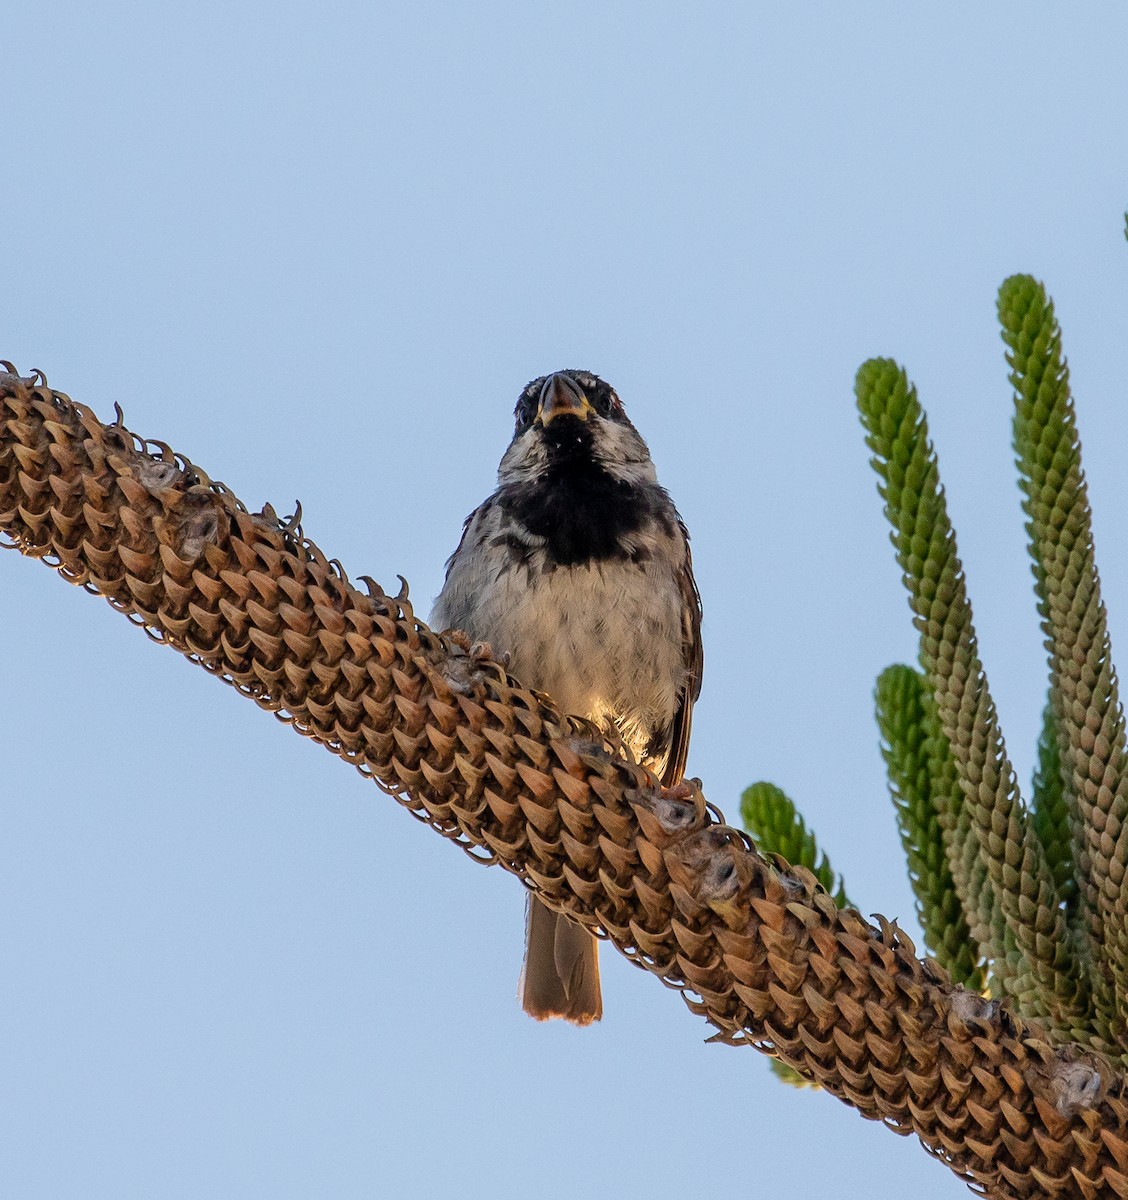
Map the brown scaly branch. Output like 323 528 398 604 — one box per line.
3 365 1128 1200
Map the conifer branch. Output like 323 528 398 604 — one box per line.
1001 274 1128 1038
876 664 985 990
5 356 1128 1195
856 359 1085 1031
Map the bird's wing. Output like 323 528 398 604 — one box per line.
429 496 496 632
661 526 703 787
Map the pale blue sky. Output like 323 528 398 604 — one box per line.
5 5 1128 1198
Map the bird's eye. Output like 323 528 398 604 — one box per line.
514 395 536 432
591 385 620 417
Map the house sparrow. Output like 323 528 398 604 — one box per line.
430 370 703 1024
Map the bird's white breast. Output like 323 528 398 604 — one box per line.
432 520 687 763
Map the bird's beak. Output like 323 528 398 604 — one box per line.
537 373 593 424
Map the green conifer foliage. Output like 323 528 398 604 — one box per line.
1001 274 1128 1039
875 664 985 990
740 268 1128 1060
740 782 850 908
1031 700 1076 916
854 356 1084 1031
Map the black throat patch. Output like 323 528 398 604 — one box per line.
497 419 665 567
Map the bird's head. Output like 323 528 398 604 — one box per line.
497 370 656 488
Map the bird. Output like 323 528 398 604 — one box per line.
430 369 703 1024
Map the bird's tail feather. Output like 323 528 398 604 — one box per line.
520 896 602 1025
